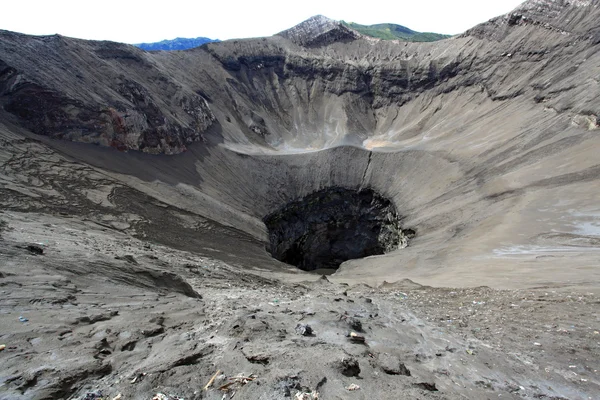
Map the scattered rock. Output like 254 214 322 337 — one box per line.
295 323 313 336
82 390 104 400
94 338 113 359
115 255 137 264
337 357 360 377
345 317 363 332
141 325 165 337
346 331 365 343
120 341 137 351
244 352 270 365
379 353 411 376
315 376 327 391
294 391 319 400
137 270 202 299
75 310 118 325
276 375 301 397
26 244 44 255
415 382 438 391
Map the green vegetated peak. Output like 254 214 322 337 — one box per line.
341 21 450 42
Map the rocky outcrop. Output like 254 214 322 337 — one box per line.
277 15 362 47
0 33 215 154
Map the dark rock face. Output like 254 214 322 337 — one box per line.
1 0 599 155
264 187 409 271
0 35 215 154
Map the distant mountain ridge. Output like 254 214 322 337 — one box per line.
135 19 448 52
341 21 450 41
135 36 219 51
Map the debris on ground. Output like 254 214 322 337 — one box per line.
26 244 44 255
337 357 361 377
115 255 138 264
415 382 438 392
340 313 363 332
82 390 104 400
347 331 365 343
0 344 5 351
204 369 221 390
295 323 313 336
276 375 302 397
18 316 28 323
129 372 146 384
347 383 360 391
244 352 270 365
379 353 411 376
218 373 257 393
150 394 183 400
294 391 319 400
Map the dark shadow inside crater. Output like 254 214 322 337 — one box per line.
264 187 414 271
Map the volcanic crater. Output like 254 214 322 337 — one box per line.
1 1 600 399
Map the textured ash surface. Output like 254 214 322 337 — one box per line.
0 0 600 399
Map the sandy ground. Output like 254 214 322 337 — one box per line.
0 210 598 400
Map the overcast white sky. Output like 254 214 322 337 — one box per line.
0 0 525 43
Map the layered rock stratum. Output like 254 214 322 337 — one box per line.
0 0 599 399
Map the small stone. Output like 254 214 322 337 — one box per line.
115 255 137 264
415 382 438 392
347 331 366 343
337 357 360 377
295 323 313 336
346 317 363 332
294 392 319 400
379 353 411 376
82 391 104 400
26 244 44 255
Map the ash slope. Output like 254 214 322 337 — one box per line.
1 214 598 399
